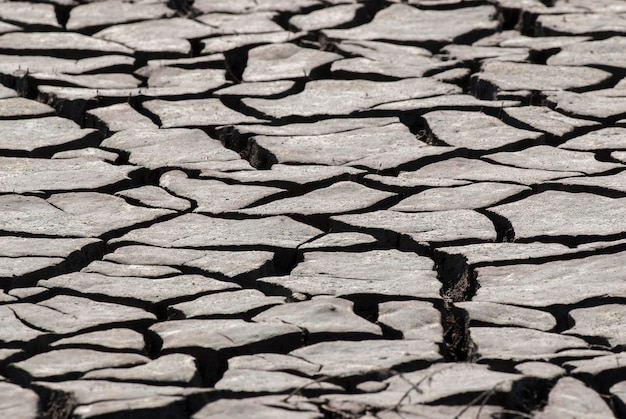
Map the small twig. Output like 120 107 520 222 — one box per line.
283 374 332 403
498 409 535 418
451 380 507 419
392 370 435 410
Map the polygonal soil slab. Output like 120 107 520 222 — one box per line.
377 301 442 340
28 72 141 89
399 157 578 185
289 339 441 380
535 377 615 419
0 157 135 193
515 361 566 380
193 0 321 14
566 304 626 348
474 251 626 307
200 31 304 55
52 147 119 162
536 13 626 36
87 102 156 133
192 396 320 419
331 209 496 245
243 43 341 81
367 94 520 113
50 328 146 352
489 190 626 241
290 3 363 31
502 105 596 137
101 128 247 171
82 259 181 278
0 84 16 98
248 123 422 167
215 369 342 394
0 2 59 28
299 232 378 252
347 147 457 173
9 295 155 334
104 246 275 280
32 379 210 417
227 353 321 378
66 1 175 32
195 11 283 35
150 319 302 353
112 214 322 248
8 349 148 384
169 289 284 319
39 273 238 306
0 117 97 154
200 164 364 190
485 145 620 174
0 237 100 258
0 305 46 344
144 98 264 128
471 327 589 361
559 127 626 151
322 4 498 46
331 40 452 79
94 18 215 55
83 354 200 385
231 116 400 137
0 54 134 75
0 382 39 418
322 363 521 409
0 97 54 118
241 181 394 216
547 36 626 70
555 171 626 195
0 193 172 238
116 186 191 212
253 297 382 341
0 31 133 57
160 170 284 213
243 78 459 119
456 301 557 331
259 250 441 299
471 61 611 97
565 352 626 380
144 67 229 94
0 256 64 284
391 182 529 212
213 80 295 97
547 91 626 121
441 44 529 62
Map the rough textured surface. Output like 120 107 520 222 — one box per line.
1 2 625 418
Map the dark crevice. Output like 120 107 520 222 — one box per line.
441 303 476 362
0 130 102 158
537 181 626 199
34 385 76 419
0 240 105 292
434 250 480 362
223 47 250 84
470 239 626 270
54 5 71 28
570 71 623 94
514 231 626 248
434 252 478 303
133 99 163 127
476 209 515 242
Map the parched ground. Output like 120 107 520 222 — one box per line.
1 0 625 417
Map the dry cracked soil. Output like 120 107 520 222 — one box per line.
0 0 626 418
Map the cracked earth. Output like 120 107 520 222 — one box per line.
1 0 626 418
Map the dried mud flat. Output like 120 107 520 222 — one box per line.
1 0 626 418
